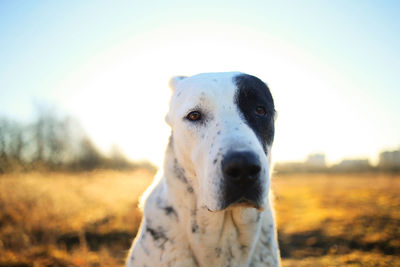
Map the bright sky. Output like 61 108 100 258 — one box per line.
1 1 399 166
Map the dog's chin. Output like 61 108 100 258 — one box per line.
207 198 265 212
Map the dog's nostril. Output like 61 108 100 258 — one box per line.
225 165 241 177
222 151 261 182
248 164 261 176
225 164 260 178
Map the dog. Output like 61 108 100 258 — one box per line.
126 72 280 266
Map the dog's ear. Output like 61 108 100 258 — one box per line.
169 76 187 91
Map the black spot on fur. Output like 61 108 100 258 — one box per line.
161 205 178 221
226 245 234 265
215 247 222 257
155 197 179 221
164 206 177 216
187 186 194 193
168 135 174 148
234 74 275 151
191 222 199 233
146 225 169 249
213 159 217 165
146 226 166 241
192 255 200 267
173 158 188 184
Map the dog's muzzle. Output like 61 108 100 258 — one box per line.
221 150 264 209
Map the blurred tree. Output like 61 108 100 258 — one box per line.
75 137 105 170
109 144 131 170
0 104 155 173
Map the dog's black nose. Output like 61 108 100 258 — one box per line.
222 151 261 184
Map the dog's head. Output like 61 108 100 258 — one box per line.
166 72 275 211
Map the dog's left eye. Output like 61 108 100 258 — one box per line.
187 111 202 121
255 106 266 116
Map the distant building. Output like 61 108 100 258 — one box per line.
275 150 400 174
306 153 326 168
274 153 328 173
379 149 400 171
332 158 372 172
274 161 308 173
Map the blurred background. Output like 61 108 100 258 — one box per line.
0 1 399 266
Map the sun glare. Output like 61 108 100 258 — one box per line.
54 24 381 166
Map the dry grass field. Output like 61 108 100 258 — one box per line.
273 173 400 266
0 170 399 266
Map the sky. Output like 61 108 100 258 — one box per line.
1 0 399 166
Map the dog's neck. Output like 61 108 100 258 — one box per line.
162 145 278 266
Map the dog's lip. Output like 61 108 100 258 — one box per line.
205 206 215 212
222 182 265 211
228 197 265 211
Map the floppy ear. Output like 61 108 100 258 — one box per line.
169 76 187 91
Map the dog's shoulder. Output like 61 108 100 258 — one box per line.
128 175 199 266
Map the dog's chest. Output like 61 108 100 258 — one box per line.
187 209 263 266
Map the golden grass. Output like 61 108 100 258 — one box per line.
0 171 399 266
0 170 154 266
273 173 400 266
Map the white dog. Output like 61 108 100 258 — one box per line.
126 72 280 267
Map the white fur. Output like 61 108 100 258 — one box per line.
126 72 280 267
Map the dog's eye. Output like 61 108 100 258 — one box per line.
187 111 202 121
255 106 266 116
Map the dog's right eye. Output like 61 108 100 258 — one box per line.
255 106 267 116
186 111 202 122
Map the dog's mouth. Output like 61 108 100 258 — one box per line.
206 191 265 212
227 197 265 211
219 179 265 211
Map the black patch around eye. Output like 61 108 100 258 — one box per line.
234 74 275 150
